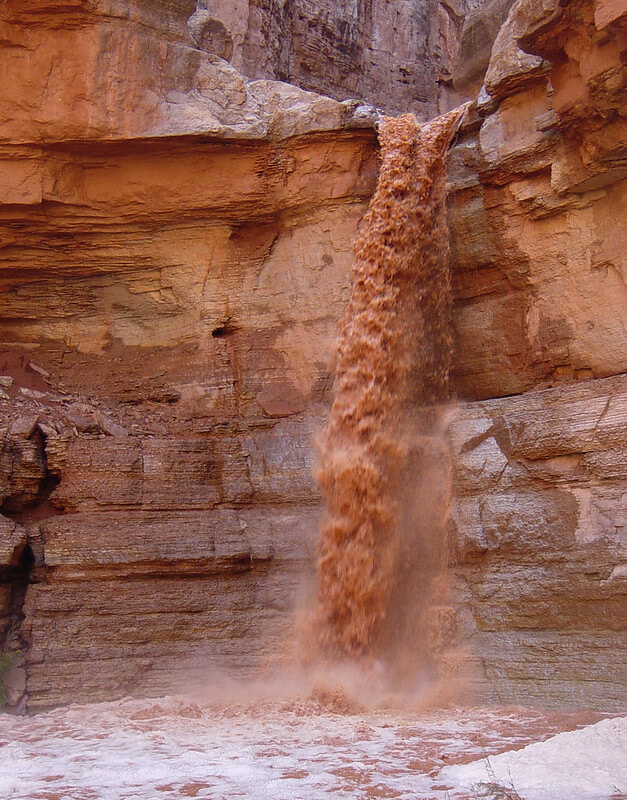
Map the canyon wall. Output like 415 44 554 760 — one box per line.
1 0 625 712
446 0 626 708
0 0 379 710
193 0 474 118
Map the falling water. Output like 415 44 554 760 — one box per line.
5 107 622 800
314 109 466 671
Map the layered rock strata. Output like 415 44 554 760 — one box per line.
0 0 377 143
448 0 626 400
0 0 625 712
194 0 474 118
449 374 626 709
0 125 378 709
446 0 625 709
449 0 627 708
0 0 379 710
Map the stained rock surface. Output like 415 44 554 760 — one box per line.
194 0 475 118
0 0 625 712
448 0 626 400
445 0 626 709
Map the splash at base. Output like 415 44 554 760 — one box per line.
1 694 618 800
315 109 465 668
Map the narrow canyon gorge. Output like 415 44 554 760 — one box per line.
0 1 625 796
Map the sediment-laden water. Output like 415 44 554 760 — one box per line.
1 694 620 800
2 109 625 800
315 109 464 670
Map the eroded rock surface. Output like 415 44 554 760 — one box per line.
196 0 475 118
444 0 626 709
449 375 626 709
0 125 377 708
0 0 378 144
448 0 626 400
0 0 625 711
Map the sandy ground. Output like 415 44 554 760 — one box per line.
1 694 624 800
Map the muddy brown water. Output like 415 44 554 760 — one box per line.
0 693 610 799
313 111 468 715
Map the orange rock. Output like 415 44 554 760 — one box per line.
0 0 624 713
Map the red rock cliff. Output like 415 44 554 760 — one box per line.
0 0 624 712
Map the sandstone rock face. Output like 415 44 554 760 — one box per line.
0 125 377 708
0 0 377 144
0 0 625 712
0 1 380 711
448 0 626 401
198 0 475 118
445 0 626 710
449 375 626 709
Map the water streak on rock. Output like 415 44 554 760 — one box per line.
315 109 465 660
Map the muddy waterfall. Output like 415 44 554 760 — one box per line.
315 110 465 688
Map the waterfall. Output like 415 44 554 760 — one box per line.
314 109 465 670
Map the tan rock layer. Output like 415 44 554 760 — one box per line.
448 0 626 400
0 0 624 712
449 374 626 709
